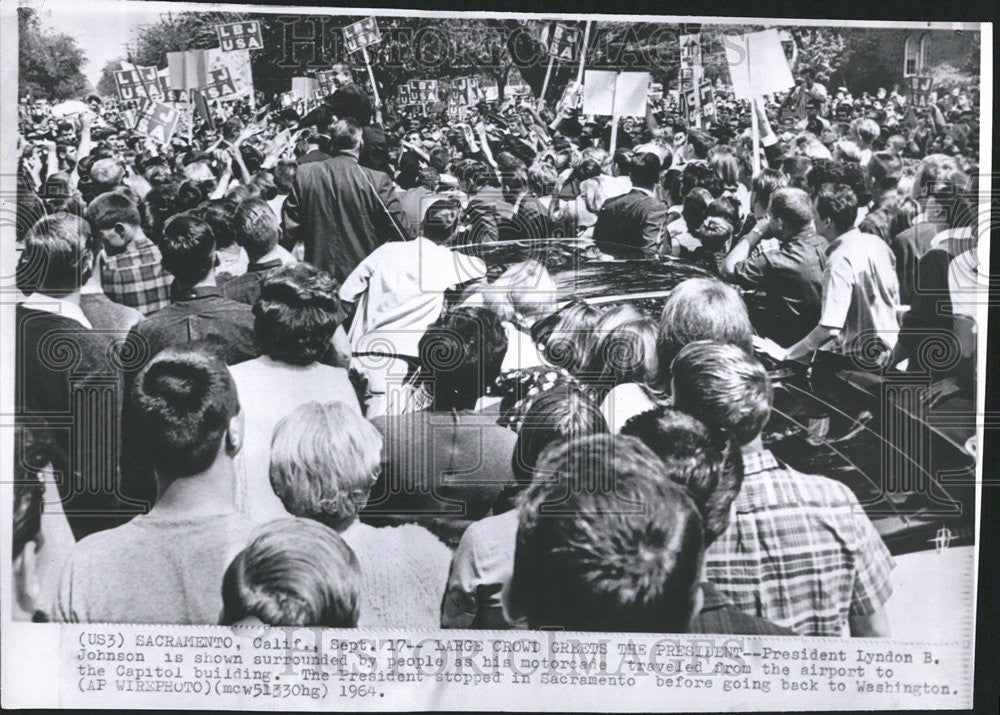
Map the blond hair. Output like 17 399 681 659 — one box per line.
269 402 382 530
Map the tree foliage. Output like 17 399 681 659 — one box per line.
18 8 91 100
97 59 124 98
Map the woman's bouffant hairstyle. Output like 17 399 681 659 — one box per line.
530 299 602 376
269 402 382 531
252 264 343 365
586 304 659 393
221 517 360 627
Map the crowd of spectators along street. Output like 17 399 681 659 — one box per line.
12 58 980 635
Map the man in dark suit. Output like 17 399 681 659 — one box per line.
15 214 133 539
282 118 411 284
593 152 670 252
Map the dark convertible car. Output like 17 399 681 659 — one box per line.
456 238 977 562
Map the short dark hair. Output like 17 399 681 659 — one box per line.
512 385 608 488
159 213 216 285
768 187 814 234
681 161 724 198
253 264 343 365
422 198 461 243
85 191 140 232
221 518 360 627
622 407 743 546
328 117 363 151
751 168 788 210
195 198 239 250
706 196 740 230
629 152 661 187
656 278 753 388
508 434 704 632
867 151 902 191
131 347 240 477
233 198 280 261
671 340 773 446
682 188 713 232
418 306 508 409
781 155 812 189
16 214 92 296
816 183 859 234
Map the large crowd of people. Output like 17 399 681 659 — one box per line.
12 51 980 636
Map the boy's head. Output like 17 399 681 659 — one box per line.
16 214 93 297
131 347 241 480
222 518 360 627
507 434 704 633
233 198 280 262
671 340 773 446
622 407 743 546
159 213 216 286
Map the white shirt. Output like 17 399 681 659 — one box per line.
819 228 901 352
340 238 486 359
21 295 92 329
230 356 361 524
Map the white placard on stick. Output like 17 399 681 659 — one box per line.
724 29 795 100
583 71 650 118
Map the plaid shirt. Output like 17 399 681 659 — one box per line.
706 449 894 637
101 236 172 316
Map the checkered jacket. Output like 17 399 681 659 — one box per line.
101 237 172 316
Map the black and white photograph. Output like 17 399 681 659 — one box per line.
0 1 993 709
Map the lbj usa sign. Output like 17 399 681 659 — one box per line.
134 102 180 144
343 17 380 55
217 21 263 52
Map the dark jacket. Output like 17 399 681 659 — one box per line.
282 151 411 284
15 305 132 539
499 194 552 242
592 188 670 250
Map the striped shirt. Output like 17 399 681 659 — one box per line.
706 449 894 636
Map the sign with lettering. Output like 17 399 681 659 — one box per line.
679 34 702 67
409 79 439 104
114 66 163 102
216 21 263 52
549 23 582 62
343 17 380 55
200 68 238 100
317 70 338 95
134 101 180 144
699 80 716 121
397 84 412 105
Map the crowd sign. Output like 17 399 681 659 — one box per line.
724 29 795 100
201 68 238 100
450 77 481 105
410 80 439 104
582 70 650 118
114 66 163 102
699 80 716 121
679 65 703 92
548 23 582 61
317 70 338 95
291 76 319 99
397 84 412 105
216 21 263 52
343 17 380 55
679 33 702 67
134 101 180 144
908 75 934 107
168 49 253 102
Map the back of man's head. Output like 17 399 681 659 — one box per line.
328 117 363 152
159 213 216 286
422 198 461 244
89 158 125 193
671 340 773 447
768 187 814 236
85 190 141 234
629 152 661 188
329 84 372 127
508 434 704 633
17 214 92 297
867 151 902 192
233 198 280 262
657 278 753 386
816 183 860 235
131 347 240 479
622 407 742 546
417 164 440 191
682 188 713 231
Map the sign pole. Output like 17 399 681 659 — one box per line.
539 54 555 111
750 95 761 176
609 72 620 153
361 46 382 123
576 21 592 86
